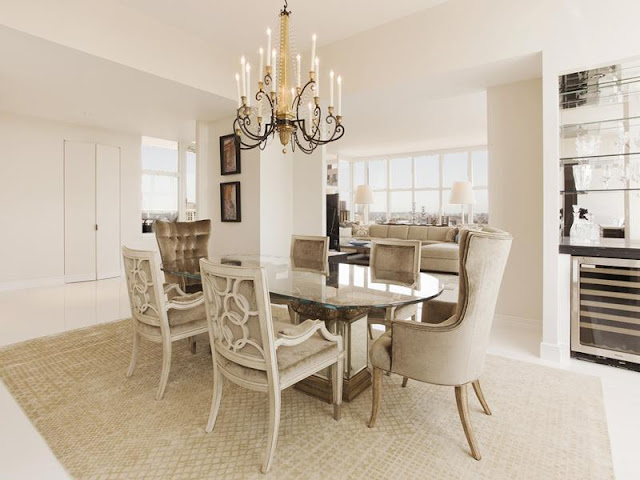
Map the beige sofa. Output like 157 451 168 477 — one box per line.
341 224 460 274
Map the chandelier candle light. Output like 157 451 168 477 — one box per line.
233 1 345 153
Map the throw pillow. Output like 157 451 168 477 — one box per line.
445 227 459 243
352 224 370 238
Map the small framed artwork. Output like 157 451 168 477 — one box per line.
220 181 241 222
220 133 241 175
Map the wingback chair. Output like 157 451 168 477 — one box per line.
367 227 512 460
367 239 421 339
122 247 209 400
199 258 344 474
155 219 211 291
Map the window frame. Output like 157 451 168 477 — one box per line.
340 146 488 224
141 138 198 231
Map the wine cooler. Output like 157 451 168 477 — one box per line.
571 256 640 371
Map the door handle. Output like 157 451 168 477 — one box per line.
95 224 99 231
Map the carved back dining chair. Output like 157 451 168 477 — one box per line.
122 247 208 400
367 227 512 460
367 239 422 339
155 219 211 292
199 258 344 474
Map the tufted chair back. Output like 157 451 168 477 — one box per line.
155 220 211 287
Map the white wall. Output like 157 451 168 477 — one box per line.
204 118 261 257
487 79 543 323
0 111 141 288
260 146 293 257
293 147 326 236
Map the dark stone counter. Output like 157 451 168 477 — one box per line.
559 237 640 259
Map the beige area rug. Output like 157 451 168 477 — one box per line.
0 320 613 480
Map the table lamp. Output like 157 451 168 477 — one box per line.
355 184 374 224
449 181 476 225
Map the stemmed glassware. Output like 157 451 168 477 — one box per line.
601 163 612 189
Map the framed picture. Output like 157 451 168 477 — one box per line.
220 133 241 175
220 181 241 222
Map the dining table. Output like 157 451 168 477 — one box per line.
163 254 444 402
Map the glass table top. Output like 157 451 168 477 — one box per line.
162 255 444 310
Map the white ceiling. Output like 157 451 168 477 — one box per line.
0 25 235 140
110 0 450 54
329 53 541 157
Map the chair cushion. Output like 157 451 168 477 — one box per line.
368 224 388 238
369 331 392 371
216 322 340 386
427 226 454 242
167 302 206 327
407 227 430 242
421 242 460 260
271 305 293 323
387 225 409 240
136 318 208 338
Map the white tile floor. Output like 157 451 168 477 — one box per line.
1 278 638 479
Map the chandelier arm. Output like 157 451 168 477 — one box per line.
292 130 317 154
235 116 276 150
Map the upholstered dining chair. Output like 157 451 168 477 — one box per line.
155 219 211 292
367 227 512 461
290 234 330 274
367 239 422 339
199 258 344 474
122 247 208 400
272 235 330 323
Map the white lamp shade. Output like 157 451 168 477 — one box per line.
355 184 374 204
449 181 476 205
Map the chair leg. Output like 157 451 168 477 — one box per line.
205 364 224 433
454 384 482 460
188 336 197 354
261 387 281 474
156 339 172 400
368 367 383 428
126 330 140 378
332 358 344 421
472 380 492 416
401 377 409 388
367 322 373 340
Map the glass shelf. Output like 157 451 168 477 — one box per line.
560 115 640 130
560 152 640 163
560 187 640 194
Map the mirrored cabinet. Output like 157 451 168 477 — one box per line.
559 61 640 242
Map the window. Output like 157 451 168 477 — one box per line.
141 137 197 232
338 147 488 225
185 147 197 222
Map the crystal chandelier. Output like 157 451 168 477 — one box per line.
233 1 344 153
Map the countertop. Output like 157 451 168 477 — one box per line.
559 237 640 259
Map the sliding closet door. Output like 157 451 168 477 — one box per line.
96 145 121 280
64 141 96 282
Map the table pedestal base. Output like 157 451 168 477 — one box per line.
295 368 371 403
287 307 372 403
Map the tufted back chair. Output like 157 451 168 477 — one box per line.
155 220 211 288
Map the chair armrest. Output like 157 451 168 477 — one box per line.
421 299 457 325
166 291 204 310
164 283 187 299
390 316 466 384
274 319 343 351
